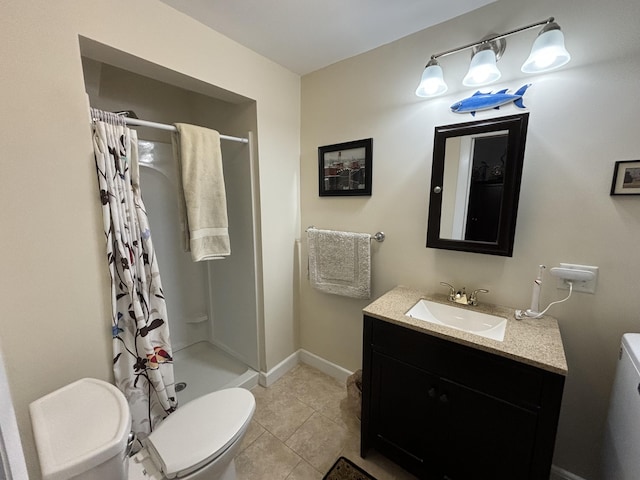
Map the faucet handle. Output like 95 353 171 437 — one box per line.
469 288 489 306
440 282 456 301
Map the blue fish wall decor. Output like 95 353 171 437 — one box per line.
451 84 531 116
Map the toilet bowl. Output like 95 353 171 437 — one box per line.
30 378 255 480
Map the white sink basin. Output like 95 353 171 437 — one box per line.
405 299 507 341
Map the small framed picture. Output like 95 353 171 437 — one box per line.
318 138 372 196
611 160 640 195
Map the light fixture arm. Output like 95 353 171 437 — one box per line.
429 17 555 62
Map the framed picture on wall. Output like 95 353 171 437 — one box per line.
611 160 640 195
318 138 372 196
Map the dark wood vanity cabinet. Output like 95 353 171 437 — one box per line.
361 316 565 480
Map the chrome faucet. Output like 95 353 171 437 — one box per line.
440 282 489 306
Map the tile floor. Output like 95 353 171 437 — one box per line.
235 363 418 480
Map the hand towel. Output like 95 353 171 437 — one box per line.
172 123 230 261
308 228 371 299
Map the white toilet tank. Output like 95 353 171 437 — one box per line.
30 378 132 480
602 333 640 479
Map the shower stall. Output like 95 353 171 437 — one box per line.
81 56 262 406
138 138 260 405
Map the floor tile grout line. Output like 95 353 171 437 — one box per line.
237 423 265 455
254 404 315 444
283 457 323 480
283 410 318 451
284 411 355 474
282 454 304 480
274 435 308 479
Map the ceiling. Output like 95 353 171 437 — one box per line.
158 0 496 75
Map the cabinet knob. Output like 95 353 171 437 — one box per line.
428 387 436 398
433 186 442 194
439 393 449 403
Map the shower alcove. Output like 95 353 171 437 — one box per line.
82 53 262 404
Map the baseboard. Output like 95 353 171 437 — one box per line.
298 349 354 384
259 349 355 387
259 350 300 387
550 465 587 480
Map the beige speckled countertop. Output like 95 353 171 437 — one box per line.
363 285 568 375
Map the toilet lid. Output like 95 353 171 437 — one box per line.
147 387 255 479
29 378 131 480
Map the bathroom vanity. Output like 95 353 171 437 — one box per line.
360 286 567 480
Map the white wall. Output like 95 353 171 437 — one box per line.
0 1 300 477
300 0 640 478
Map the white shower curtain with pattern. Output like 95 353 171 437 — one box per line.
91 110 177 438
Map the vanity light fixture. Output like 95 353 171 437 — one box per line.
415 59 448 97
415 17 571 98
521 21 571 73
462 39 504 87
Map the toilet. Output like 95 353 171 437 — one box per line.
29 378 255 480
601 333 640 478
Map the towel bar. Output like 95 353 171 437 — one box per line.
306 226 385 243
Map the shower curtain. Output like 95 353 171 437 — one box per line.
91 110 177 438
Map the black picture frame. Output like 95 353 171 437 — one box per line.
318 138 372 196
610 160 640 195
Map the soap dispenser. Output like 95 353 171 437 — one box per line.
525 265 545 317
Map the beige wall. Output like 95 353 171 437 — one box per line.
300 0 640 478
0 0 300 477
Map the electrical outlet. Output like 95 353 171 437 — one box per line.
555 263 599 294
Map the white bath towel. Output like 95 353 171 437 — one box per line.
307 228 371 299
172 123 230 261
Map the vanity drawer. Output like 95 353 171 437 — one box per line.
367 316 545 409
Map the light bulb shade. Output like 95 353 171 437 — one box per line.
415 62 448 97
462 49 501 87
521 27 571 73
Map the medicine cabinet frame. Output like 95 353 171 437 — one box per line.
426 113 529 256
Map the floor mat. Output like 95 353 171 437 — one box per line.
323 456 377 480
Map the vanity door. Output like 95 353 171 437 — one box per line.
369 351 438 477
438 378 538 480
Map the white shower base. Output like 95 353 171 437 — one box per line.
173 341 258 404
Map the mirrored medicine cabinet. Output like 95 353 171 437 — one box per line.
426 113 529 256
